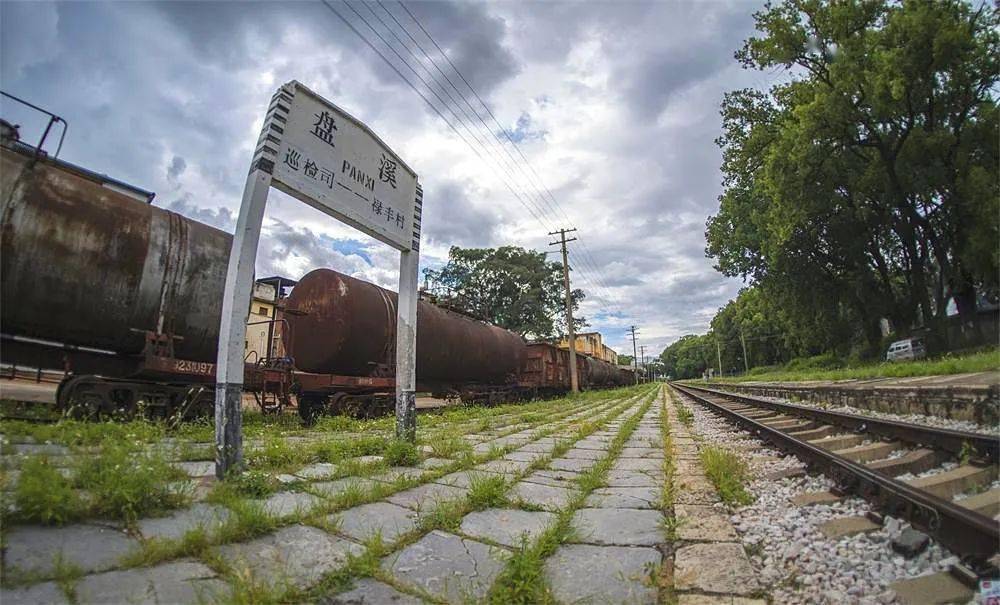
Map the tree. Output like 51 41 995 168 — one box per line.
618 355 634 367
423 246 587 339
707 0 999 354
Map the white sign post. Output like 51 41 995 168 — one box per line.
215 81 422 478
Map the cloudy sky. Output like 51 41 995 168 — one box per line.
1 0 771 356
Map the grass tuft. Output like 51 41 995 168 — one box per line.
382 439 420 467
700 445 753 506
467 473 508 510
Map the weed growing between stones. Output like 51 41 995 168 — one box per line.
467 473 509 510
382 439 420 467
74 440 188 522
675 399 694 426
700 445 753 506
12 456 82 525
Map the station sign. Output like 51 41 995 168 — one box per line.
253 81 421 251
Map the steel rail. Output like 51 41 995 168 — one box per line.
680 383 998 463
670 383 1000 569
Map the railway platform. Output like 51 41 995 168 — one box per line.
707 371 1000 425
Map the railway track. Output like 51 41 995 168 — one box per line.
670 382 999 576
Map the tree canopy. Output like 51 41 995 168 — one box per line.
706 0 999 355
423 246 586 339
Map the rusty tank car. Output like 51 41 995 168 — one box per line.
284 268 527 383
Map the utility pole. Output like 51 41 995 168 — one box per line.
739 331 749 375
639 345 647 383
628 325 639 385
715 336 722 379
549 228 579 393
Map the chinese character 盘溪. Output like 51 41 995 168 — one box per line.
284 148 301 171
312 110 338 148
304 160 319 178
379 153 398 189
371 199 383 216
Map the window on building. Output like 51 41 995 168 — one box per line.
258 306 269 317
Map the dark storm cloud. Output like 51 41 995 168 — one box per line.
402 1 519 95
166 155 187 182
421 180 501 247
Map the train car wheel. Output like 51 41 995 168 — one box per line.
298 394 327 426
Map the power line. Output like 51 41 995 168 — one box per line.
324 1 619 306
390 1 619 303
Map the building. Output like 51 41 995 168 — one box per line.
557 331 619 365
245 276 296 361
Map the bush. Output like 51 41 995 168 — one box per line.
14 457 82 525
783 353 845 372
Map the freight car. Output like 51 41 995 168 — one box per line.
0 105 630 422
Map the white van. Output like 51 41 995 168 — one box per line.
885 337 927 362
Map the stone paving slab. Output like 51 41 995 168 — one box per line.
370 466 425 484
619 447 663 458
502 450 544 463
0 581 69 605
475 458 533 475
509 480 576 511
523 469 582 487
674 504 738 541
321 578 423 604
674 542 758 596
516 442 557 454
330 501 419 544
215 524 363 589
136 503 232 541
3 523 140 577
606 469 660 487
573 439 611 450
296 462 338 480
73 559 229 604
382 530 506 604
418 457 453 470
311 477 378 497
549 457 598 472
387 482 468 511
544 544 660 605
563 448 604 460
257 490 324 518
459 507 557 548
585 486 660 509
613 457 663 471
433 470 496 489
571 508 663 545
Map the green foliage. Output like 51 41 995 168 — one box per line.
705 0 999 360
422 245 587 338
14 457 82 525
382 439 420 467
700 446 753 506
75 441 187 522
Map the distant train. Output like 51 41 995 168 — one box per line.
0 116 634 422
